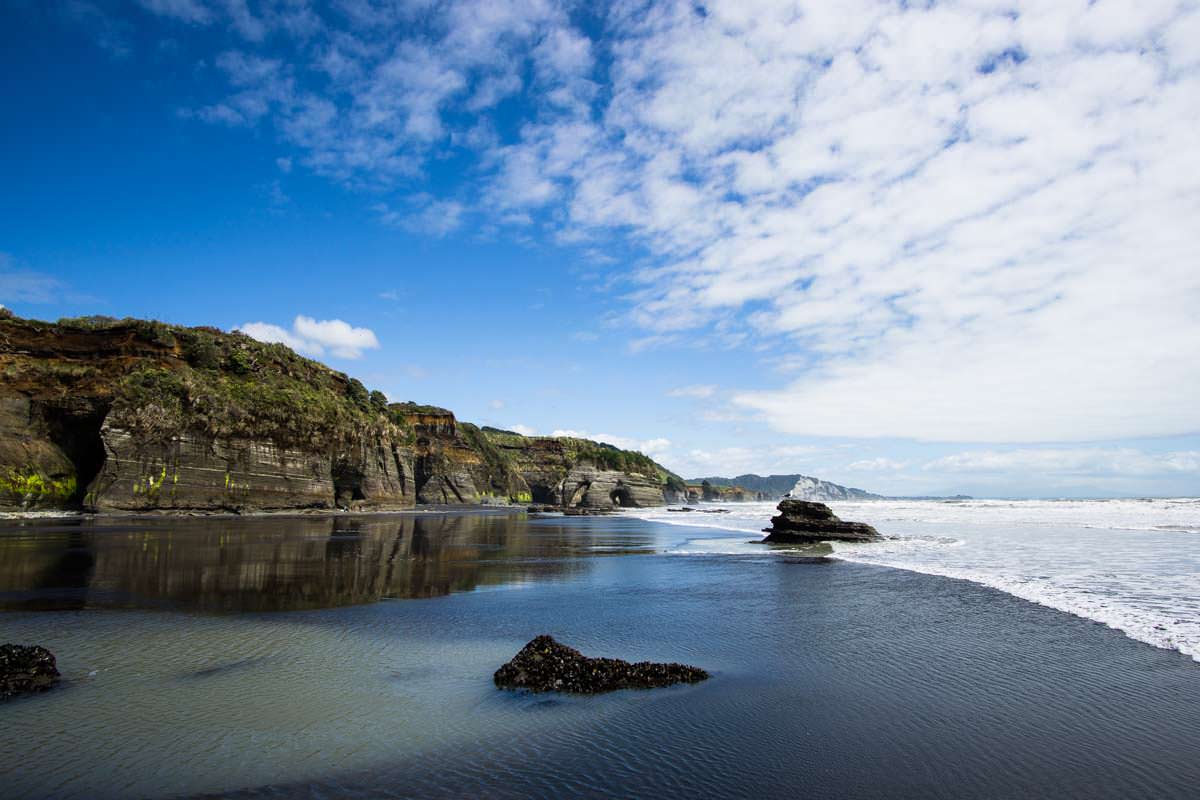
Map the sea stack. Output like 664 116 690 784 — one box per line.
762 499 882 544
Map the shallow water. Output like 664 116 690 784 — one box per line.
1 510 1198 799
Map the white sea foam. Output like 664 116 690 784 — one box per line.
627 499 1200 662
0 510 82 520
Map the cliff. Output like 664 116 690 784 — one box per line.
785 476 883 502
684 481 771 503
0 314 679 513
480 428 686 508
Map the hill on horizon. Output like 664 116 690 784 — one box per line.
690 473 882 500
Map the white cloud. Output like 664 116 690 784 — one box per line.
136 0 212 24
508 423 537 436
924 448 1200 477
667 384 717 399
237 315 381 359
0 254 67 305
236 321 309 352
0 253 93 306
64 1 133 58
374 197 466 236
135 0 311 40
293 315 380 358
847 458 909 472
222 0 266 41
174 0 575 192
549 429 672 459
664 444 826 479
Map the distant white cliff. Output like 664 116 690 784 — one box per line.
786 476 883 502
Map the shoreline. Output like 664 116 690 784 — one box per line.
0 503 540 521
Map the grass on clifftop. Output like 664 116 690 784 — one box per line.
36 316 407 449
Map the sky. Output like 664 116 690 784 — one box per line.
2 0 1198 498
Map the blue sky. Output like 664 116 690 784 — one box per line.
2 0 1198 497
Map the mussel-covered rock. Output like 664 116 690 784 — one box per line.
1 644 60 700
494 635 708 694
762 499 882 543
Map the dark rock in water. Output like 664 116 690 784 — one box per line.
761 499 882 543
494 635 708 694
561 506 614 516
1 644 61 700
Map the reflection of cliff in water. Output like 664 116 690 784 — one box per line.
0 512 655 613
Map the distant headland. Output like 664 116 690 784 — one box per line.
689 473 972 503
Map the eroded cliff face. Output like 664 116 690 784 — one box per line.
0 316 414 512
386 407 528 505
0 315 678 513
684 482 772 503
481 430 677 509
88 426 415 512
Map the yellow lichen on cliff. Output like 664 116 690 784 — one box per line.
0 469 76 505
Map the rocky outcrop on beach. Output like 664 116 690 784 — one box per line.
493 635 708 694
1 644 60 700
0 315 679 513
761 499 882 543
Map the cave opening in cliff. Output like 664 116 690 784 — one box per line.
413 455 435 499
529 485 557 505
331 460 366 508
38 401 109 508
610 486 635 507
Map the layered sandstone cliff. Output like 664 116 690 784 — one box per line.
0 314 678 513
481 428 685 508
